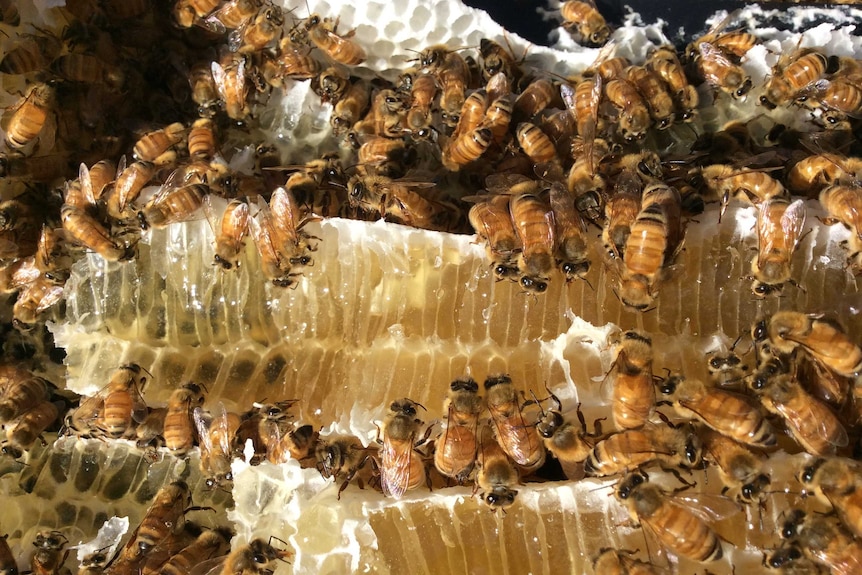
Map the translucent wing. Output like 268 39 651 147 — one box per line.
193 406 213 455
380 433 415 499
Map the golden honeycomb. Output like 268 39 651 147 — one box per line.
1 0 862 574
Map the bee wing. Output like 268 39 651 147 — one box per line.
269 187 301 245
189 555 228 575
193 406 214 453
698 42 736 86
669 491 741 522
772 394 849 448
199 12 228 35
34 283 65 313
78 162 97 208
484 173 533 194
202 193 226 236
73 393 106 429
780 199 806 250
129 381 149 424
380 434 415 499
211 61 230 103
212 402 234 455
487 404 534 465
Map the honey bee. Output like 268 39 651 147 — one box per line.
216 538 292 575
478 37 519 82
0 372 48 423
515 122 557 164
693 41 753 99
231 6 283 54
110 156 155 217
83 364 149 439
193 404 241 489
761 312 862 380
3 83 55 151
60 205 132 262
452 90 489 142
749 358 848 456
260 38 320 87
2 400 60 457
265 185 319 265
204 197 250 270
800 77 862 126
354 135 408 177
188 61 220 118
706 340 750 388
138 180 207 230
625 65 675 130
798 457 862 539
509 192 555 294
482 95 514 146
659 374 775 447
0 0 18 25
560 1 610 47
437 51 470 128
261 414 316 465
207 0 261 31
699 164 787 220
484 374 545 473
701 428 771 506
330 79 371 136
403 73 437 139
315 434 371 499
353 89 405 139
605 79 651 142
468 194 520 281
646 46 698 122
434 376 482 482
312 66 349 104
615 471 729 563
12 277 65 329
211 54 250 121
377 398 428 498
163 383 206 455
0 197 43 233
602 169 641 259
304 14 366 66
780 509 862 575
592 548 661 575
760 49 828 110
604 330 654 430
186 118 217 160
51 53 124 91
534 392 602 481
158 527 232 575
442 127 492 171
0 32 61 75
786 154 853 195
616 183 682 310
584 422 703 477
115 482 193 567
134 406 167 451
132 122 185 166
249 202 299 288
475 423 519 511
83 160 116 201
750 198 806 297
513 78 555 124
173 0 220 28
547 181 590 282
819 183 862 240
31 531 68 575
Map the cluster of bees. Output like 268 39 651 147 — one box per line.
0 307 859 571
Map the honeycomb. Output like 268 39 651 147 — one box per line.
2 0 862 574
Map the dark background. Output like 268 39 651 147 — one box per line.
461 1 860 47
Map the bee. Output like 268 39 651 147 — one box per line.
353 89 405 139
115 482 193 567
468 194 520 281
706 340 750 388
60 200 123 256
216 538 292 575
132 122 185 166
442 127 492 171
231 6 283 54
3 83 55 151
750 198 806 297
211 54 250 121
312 66 349 104
31 531 68 575
800 77 862 126
699 164 787 220
760 49 828 110
787 154 854 195
780 509 862 575
547 181 590 282
173 0 220 27
624 65 675 130
315 434 371 499
264 186 319 267
0 32 61 75
304 14 366 65
157 527 232 575
761 312 862 380
482 95 513 146
604 330 655 430
702 428 770 506
138 181 207 231
354 135 408 177
560 1 610 46
331 79 371 135
51 53 124 91
262 417 317 465
615 471 728 563
437 51 470 128
186 118 217 161
584 423 703 477
193 404 241 489
135 407 167 451
605 79 651 142
475 423 519 511
434 376 482 482
477 37 519 82
0 372 48 423
261 38 320 87
208 0 261 31
514 78 555 124
749 358 848 456
616 183 682 311
602 169 642 259
693 41 753 99
659 374 775 447
646 46 698 122
484 374 545 473
562 76 601 150
534 391 602 481
0 0 18 25
12 278 65 329
204 197 250 270
819 184 862 241
377 398 428 498
509 192 555 294
452 90 489 143
592 548 661 575
515 122 557 165
403 73 437 139
2 400 60 457
163 383 206 455
110 156 155 217
188 61 220 118
798 457 862 539
82 364 149 439
249 201 299 288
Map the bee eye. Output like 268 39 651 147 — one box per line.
253 553 267 564
350 183 364 199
